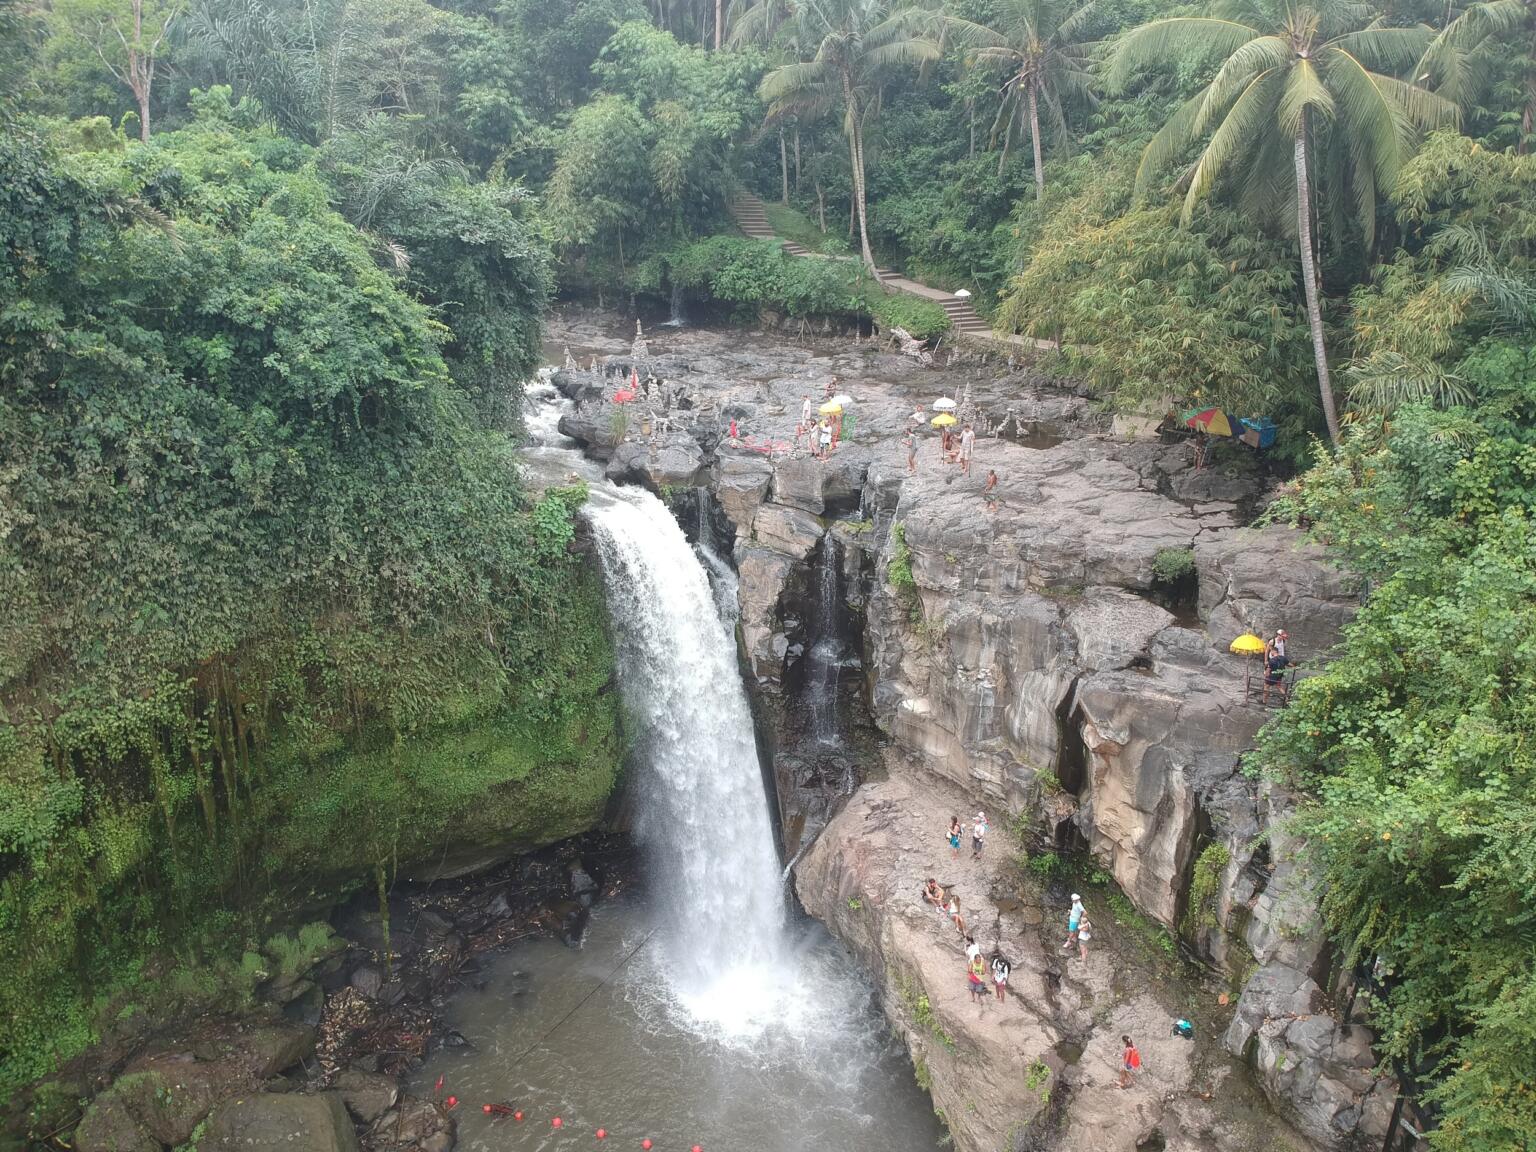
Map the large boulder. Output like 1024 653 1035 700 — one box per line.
1197 526 1359 657
604 432 705 491
751 502 824 561
74 1021 315 1151
712 453 775 538
203 1093 362 1152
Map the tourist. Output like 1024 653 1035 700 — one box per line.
1076 916 1092 961
983 469 998 511
958 423 975 475
801 394 814 427
947 893 966 938
991 952 1010 1002
1262 646 1290 705
1062 893 1085 950
1270 628 1288 659
924 877 945 914
904 429 918 475
910 405 926 432
818 419 834 458
968 952 988 1003
948 815 963 860
971 812 988 860
825 375 836 398
965 934 981 967
941 424 954 458
1119 1035 1141 1089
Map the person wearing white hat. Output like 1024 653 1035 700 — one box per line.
971 811 988 859
1062 893 1086 950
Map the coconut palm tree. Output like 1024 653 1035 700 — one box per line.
955 0 1099 196
1417 0 1536 152
736 0 943 272
1109 0 1459 442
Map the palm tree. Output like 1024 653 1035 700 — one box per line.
1417 0 1536 152
956 0 1099 197
736 0 943 271
1109 0 1458 442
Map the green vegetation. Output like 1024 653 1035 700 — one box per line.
0 81 616 1097
637 235 950 336
6 0 1536 1136
887 522 916 588
1151 547 1196 585
1182 842 1231 936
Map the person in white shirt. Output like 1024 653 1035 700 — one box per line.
1062 893 1085 950
971 812 988 859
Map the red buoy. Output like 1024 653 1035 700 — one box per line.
483 1105 493 1114
597 1130 607 1139
693 1146 703 1151
642 1142 653 1150
553 1117 564 1129
514 1111 524 1121
446 1096 458 1110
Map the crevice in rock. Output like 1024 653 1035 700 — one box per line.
1053 681 1087 797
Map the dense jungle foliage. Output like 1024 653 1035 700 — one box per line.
3 0 1536 1142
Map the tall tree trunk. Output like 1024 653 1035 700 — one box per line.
968 100 975 159
793 127 801 190
1294 115 1341 443
843 74 876 271
715 0 721 48
1028 85 1045 202
780 127 789 204
816 182 827 232
849 120 875 271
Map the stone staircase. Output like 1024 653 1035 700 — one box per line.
730 191 993 337
729 194 811 256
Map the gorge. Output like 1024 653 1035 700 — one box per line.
537 309 1385 1152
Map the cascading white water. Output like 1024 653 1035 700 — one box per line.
584 485 784 1027
805 534 844 745
692 486 739 625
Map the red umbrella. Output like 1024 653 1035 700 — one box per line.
614 368 639 404
1182 407 1233 437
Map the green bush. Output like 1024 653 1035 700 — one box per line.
887 523 915 589
1151 547 1197 584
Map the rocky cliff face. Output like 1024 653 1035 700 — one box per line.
547 310 1392 1152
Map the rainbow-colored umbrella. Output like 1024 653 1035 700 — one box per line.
1183 408 1233 437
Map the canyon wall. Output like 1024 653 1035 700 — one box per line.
550 317 1395 1152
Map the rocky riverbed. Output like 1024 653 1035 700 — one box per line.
547 307 1395 1152
26 835 633 1152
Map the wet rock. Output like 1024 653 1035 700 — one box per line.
203 1092 361 1152
441 1030 471 1050
367 1095 455 1152
332 1069 400 1123
569 863 598 897
417 909 454 939
350 965 384 999
483 892 514 920
75 1021 316 1150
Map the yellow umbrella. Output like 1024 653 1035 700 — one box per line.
931 413 957 427
818 400 843 415
1230 634 1267 655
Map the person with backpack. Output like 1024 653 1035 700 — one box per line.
1119 1035 1141 1088
991 953 1011 1002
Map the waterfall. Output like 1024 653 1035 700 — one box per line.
804 534 844 745
584 485 782 1017
662 281 686 327
692 487 739 625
